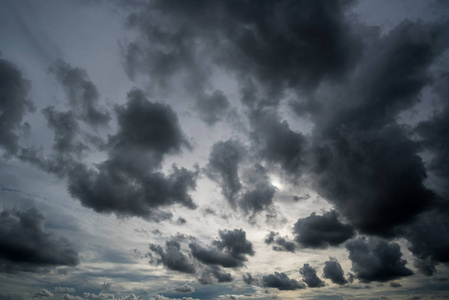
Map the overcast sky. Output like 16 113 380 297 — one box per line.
1 0 449 299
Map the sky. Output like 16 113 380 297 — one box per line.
1 0 449 299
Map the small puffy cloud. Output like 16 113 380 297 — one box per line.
299 264 325 288
173 284 194 293
264 232 297 252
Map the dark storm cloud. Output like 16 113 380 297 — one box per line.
404 210 449 264
251 111 306 175
195 90 230 125
189 229 254 268
0 207 79 273
123 0 359 99
32 289 53 299
67 89 197 219
322 257 348 285
390 282 401 288
264 232 297 253
149 239 196 274
293 210 354 249
49 60 110 126
299 263 325 288
345 236 413 282
416 70 449 203
413 259 436 277
309 20 449 236
262 272 305 290
0 58 34 155
207 139 244 207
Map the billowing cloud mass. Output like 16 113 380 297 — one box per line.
0 58 33 155
67 89 198 220
346 237 413 282
299 263 325 288
322 257 348 285
0 208 79 272
2 0 449 299
262 272 305 290
293 211 354 248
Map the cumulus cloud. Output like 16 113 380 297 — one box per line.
264 232 297 252
149 239 196 274
262 272 305 290
346 236 413 282
322 257 347 285
189 229 254 268
67 89 197 220
0 207 79 273
293 210 354 249
0 58 33 155
299 263 325 288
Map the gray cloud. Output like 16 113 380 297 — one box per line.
264 232 297 253
413 258 437 277
173 284 194 293
198 266 233 285
195 89 230 125
49 60 110 126
239 184 276 218
309 20 449 236
299 263 325 288
242 273 255 285
262 272 305 290
0 58 33 155
189 229 254 268
207 139 244 207
322 257 348 285
67 89 197 219
32 289 53 299
293 210 354 249
346 236 413 282
0 207 79 273
149 239 196 274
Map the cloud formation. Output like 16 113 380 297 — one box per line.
293 210 354 248
262 272 305 290
346 236 413 282
322 257 348 285
299 263 325 288
0 58 33 155
0 207 79 273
